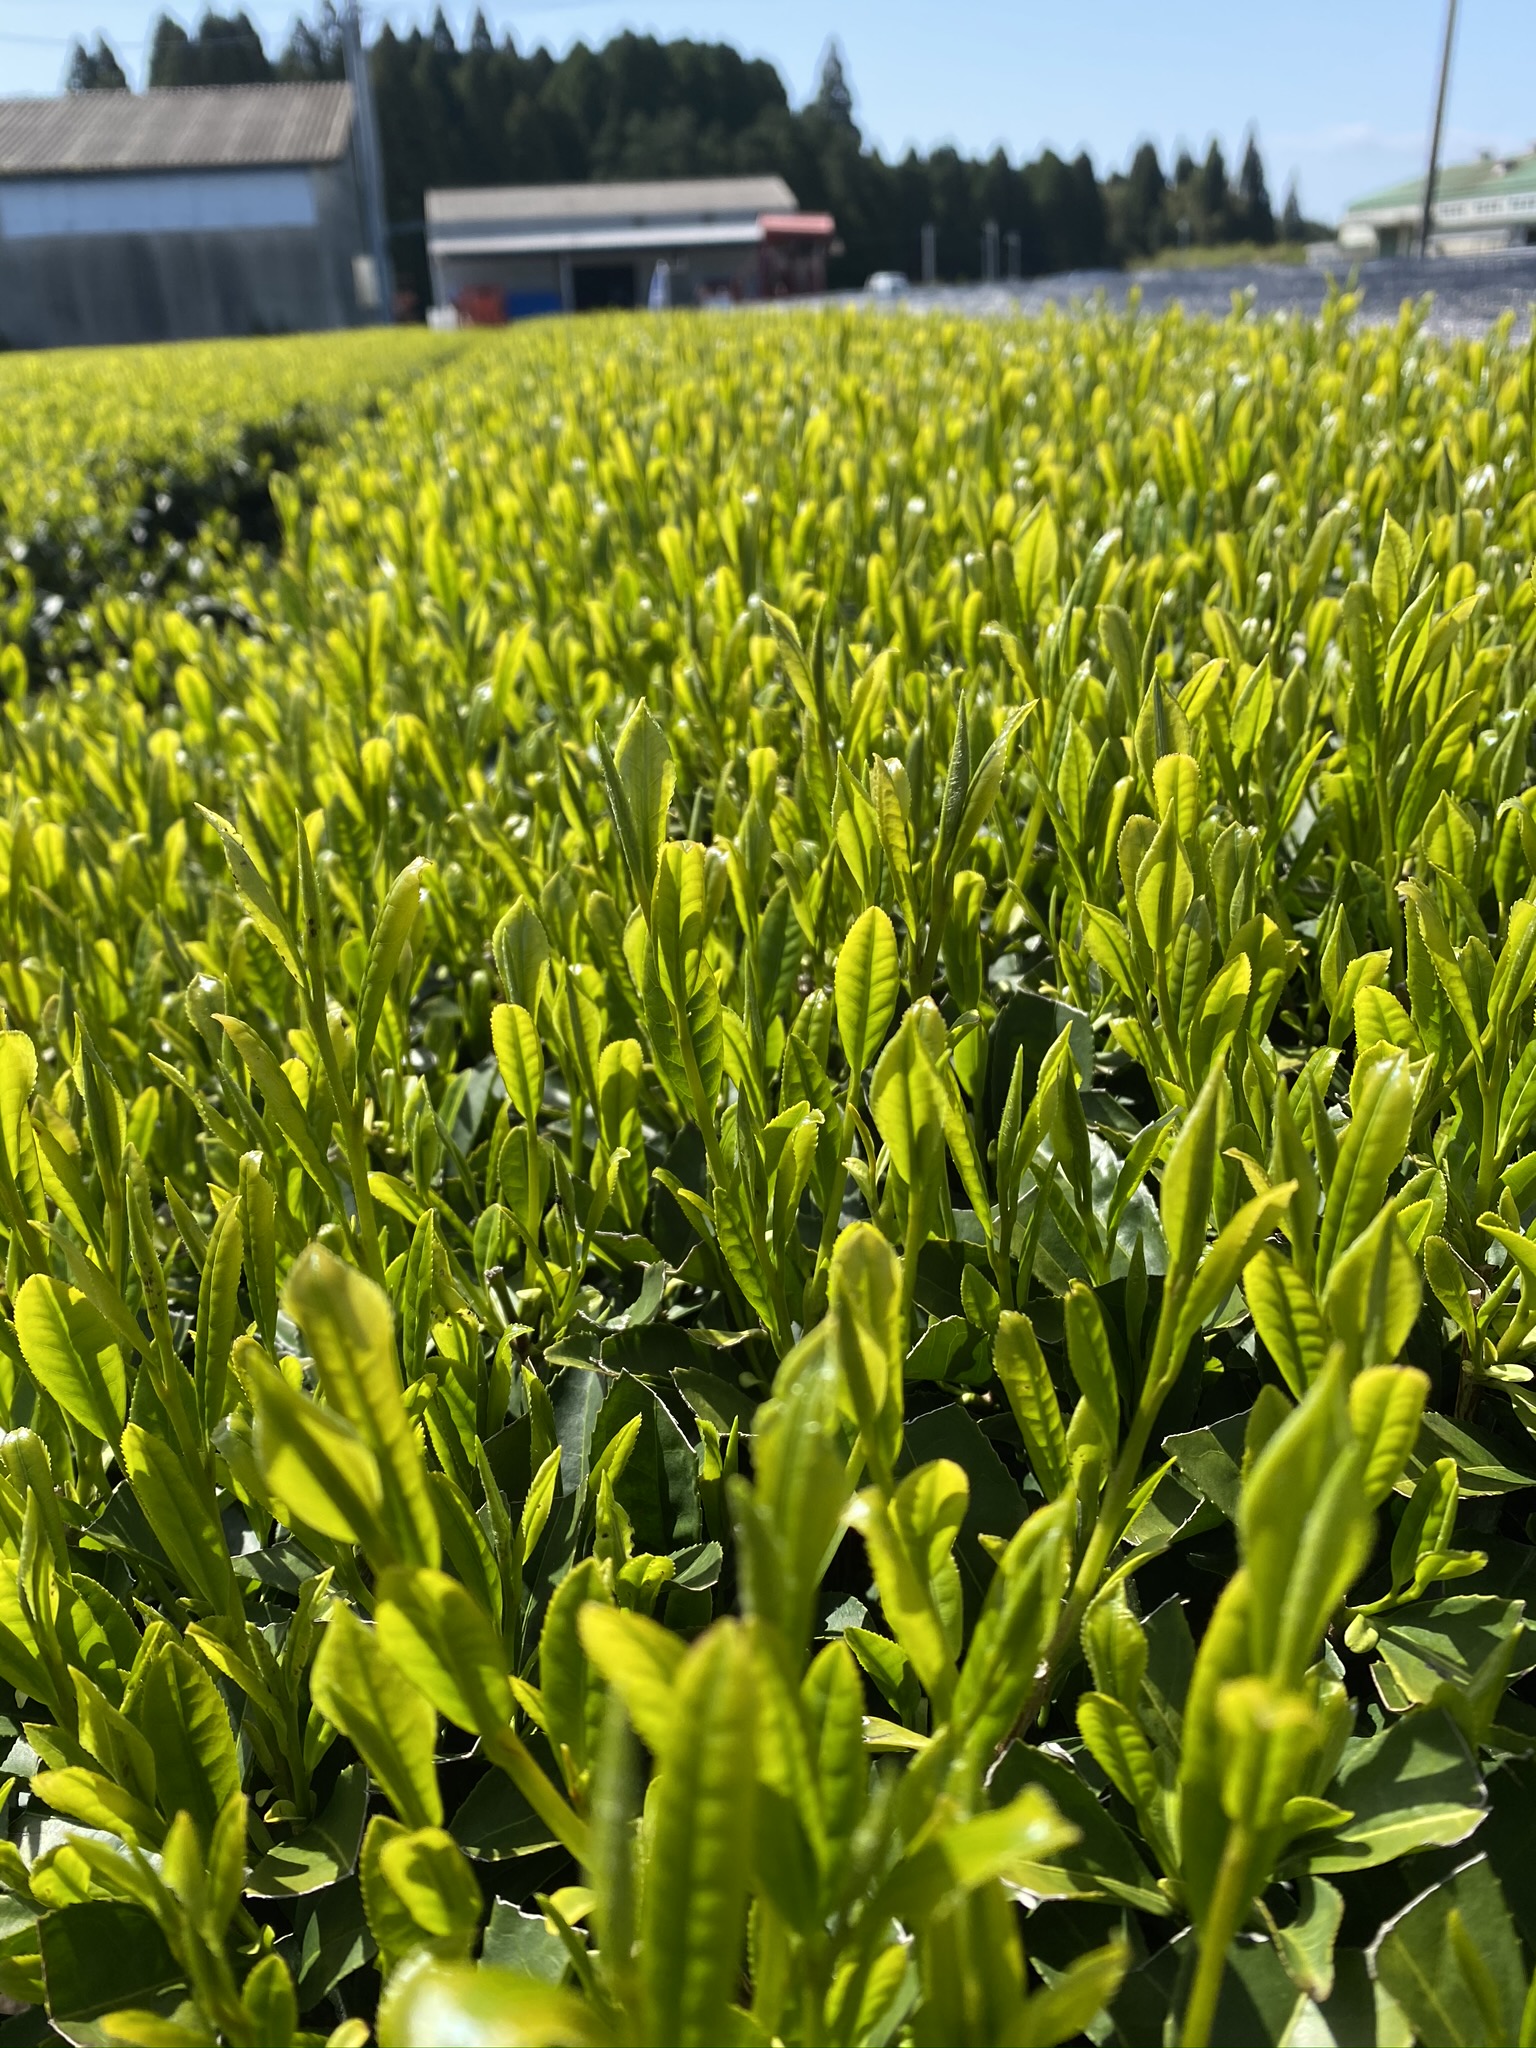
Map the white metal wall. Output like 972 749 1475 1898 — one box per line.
0 169 318 241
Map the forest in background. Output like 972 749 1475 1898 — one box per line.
66 5 1326 303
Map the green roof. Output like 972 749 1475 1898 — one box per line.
1348 150 1536 216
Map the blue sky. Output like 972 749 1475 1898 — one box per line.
3 0 1534 222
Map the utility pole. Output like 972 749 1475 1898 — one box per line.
342 0 394 320
1419 0 1459 259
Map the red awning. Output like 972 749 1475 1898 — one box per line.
758 212 836 238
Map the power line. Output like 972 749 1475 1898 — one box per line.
0 28 113 44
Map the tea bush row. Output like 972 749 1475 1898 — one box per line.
0 295 1533 2044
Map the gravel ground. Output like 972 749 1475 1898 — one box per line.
837 248 1536 335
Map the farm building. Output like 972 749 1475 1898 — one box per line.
0 83 382 350
1340 147 1536 258
425 176 836 320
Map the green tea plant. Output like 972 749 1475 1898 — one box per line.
0 328 460 685
0 292 1533 2044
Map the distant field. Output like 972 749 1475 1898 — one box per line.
1140 237 1312 269
874 244 1536 333
1 303 1536 2046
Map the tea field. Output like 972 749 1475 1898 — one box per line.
0 293 1534 2046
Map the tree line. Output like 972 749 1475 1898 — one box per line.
67 7 1322 305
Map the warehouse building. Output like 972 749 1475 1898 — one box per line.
0 83 381 350
1340 148 1536 258
425 176 836 320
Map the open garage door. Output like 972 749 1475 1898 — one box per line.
573 262 634 310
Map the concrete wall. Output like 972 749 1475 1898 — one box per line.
0 160 371 350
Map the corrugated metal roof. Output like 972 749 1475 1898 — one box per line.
427 176 796 229
0 84 353 177
1349 150 1536 216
